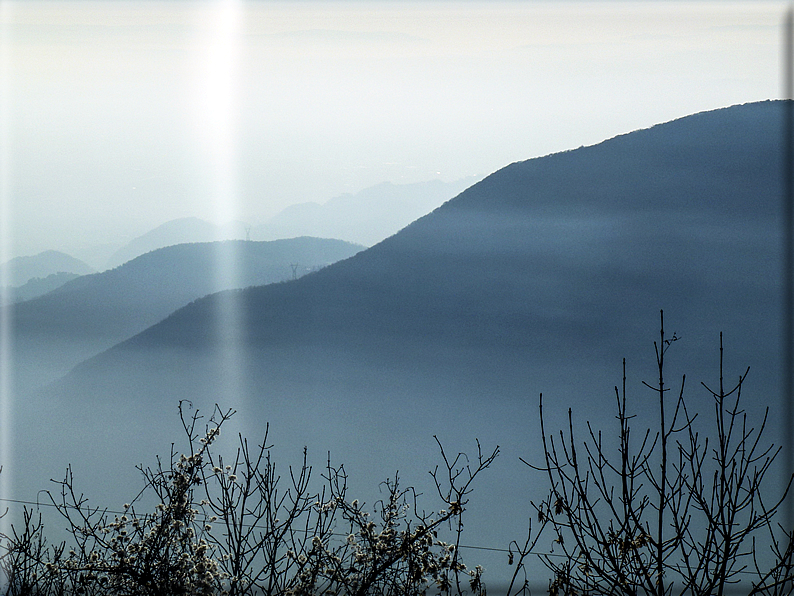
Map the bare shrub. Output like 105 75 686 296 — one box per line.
1 402 498 596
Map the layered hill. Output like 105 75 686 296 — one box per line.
252 177 480 246
1 250 94 287
103 217 248 270
10 237 363 389
102 178 476 271
16 101 785 580
117 101 779 370
2 272 83 305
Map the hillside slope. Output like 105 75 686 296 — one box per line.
123 101 778 363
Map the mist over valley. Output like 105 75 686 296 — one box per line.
5 101 786 585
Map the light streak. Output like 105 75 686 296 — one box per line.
198 0 245 402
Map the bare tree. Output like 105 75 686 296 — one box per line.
527 311 794 596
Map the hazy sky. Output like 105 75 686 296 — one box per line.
0 0 788 259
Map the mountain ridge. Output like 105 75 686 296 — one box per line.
36 103 776 465
101 178 479 271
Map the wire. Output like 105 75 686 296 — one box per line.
0 494 785 574
0 495 568 559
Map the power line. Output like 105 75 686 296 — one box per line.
0 495 516 554
0 495 785 577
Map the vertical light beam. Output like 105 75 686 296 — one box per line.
198 0 245 401
204 0 242 230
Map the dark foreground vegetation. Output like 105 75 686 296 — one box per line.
2 313 794 595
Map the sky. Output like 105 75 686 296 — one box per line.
0 1 791 575
0 0 789 260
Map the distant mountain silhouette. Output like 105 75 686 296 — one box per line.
0 250 94 287
17 102 786 580
104 179 475 271
103 217 249 269
252 178 480 246
1 271 83 305
10 237 363 389
71 240 125 272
